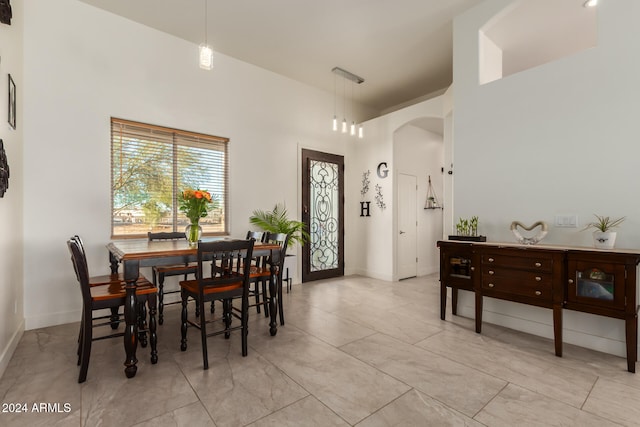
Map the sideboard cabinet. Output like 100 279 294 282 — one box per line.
437 241 640 372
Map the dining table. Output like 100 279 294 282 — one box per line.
106 237 282 378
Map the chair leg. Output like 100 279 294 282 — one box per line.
180 290 188 352
242 297 248 357
262 279 270 317
78 309 93 383
200 298 209 370
158 272 165 325
253 281 261 314
138 301 148 348
77 308 84 366
109 307 120 330
223 299 232 339
278 274 285 326
148 294 158 364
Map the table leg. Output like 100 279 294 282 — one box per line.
123 259 139 378
268 261 278 336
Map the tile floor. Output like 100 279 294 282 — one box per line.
2 274 640 426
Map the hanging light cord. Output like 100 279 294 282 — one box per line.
204 0 208 45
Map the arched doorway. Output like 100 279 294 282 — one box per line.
393 117 444 279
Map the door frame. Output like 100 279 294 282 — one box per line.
301 149 345 282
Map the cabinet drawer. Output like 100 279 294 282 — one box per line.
482 253 552 273
482 273 552 301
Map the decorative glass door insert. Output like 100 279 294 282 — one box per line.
309 159 339 272
302 149 344 282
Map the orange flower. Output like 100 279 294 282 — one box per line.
180 188 215 224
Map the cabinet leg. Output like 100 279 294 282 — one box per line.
440 283 447 321
553 305 563 357
452 288 458 316
625 314 637 373
475 292 482 334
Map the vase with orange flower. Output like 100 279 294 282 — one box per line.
179 188 213 246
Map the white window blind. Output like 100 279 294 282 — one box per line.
111 118 229 238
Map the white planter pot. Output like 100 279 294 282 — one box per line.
593 231 616 249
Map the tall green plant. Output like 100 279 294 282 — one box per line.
249 203 309 248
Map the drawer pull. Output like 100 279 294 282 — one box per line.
488 283 495 288
535 262 542 267
568 279 574 284
535 291 542 296
470 267 475 271
535 276 541 281
488 258 494 262
488 270 494 275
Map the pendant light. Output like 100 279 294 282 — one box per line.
341 76 348 133
331 67 365 137
199 0 213 70
332 72 338 131
350 81 356 136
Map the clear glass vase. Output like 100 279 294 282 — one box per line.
185 221 202 246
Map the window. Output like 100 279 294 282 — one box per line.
111 118 229 238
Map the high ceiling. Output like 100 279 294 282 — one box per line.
77 0 594 116
77 0 483 114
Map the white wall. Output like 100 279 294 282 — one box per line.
21 0 369 330
452 0 640 357
0 0 24 379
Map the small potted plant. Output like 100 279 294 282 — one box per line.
249 203 309 248
582 214 625 249
449 216 486 242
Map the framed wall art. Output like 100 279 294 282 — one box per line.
8 73 15 129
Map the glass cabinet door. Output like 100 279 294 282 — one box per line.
567 260 626 309
441 245 475 291
450 256 472 278
576 268 614 300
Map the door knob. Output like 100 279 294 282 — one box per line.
399 231 405 234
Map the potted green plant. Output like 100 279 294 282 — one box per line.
449 216 486 242
249 203 309 248
582 214 625 249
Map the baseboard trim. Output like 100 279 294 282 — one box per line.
0 318 25 379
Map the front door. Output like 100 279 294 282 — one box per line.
301 149 344 282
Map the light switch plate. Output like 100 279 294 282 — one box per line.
555 215 578 228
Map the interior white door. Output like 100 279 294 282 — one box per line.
398 173 417 279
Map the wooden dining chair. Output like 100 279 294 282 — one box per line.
68 237 158 383
245 230 268 316
179 239 254 369
71 235 123 329
264 232 290 326
243 232 290 323
147 231 198 325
